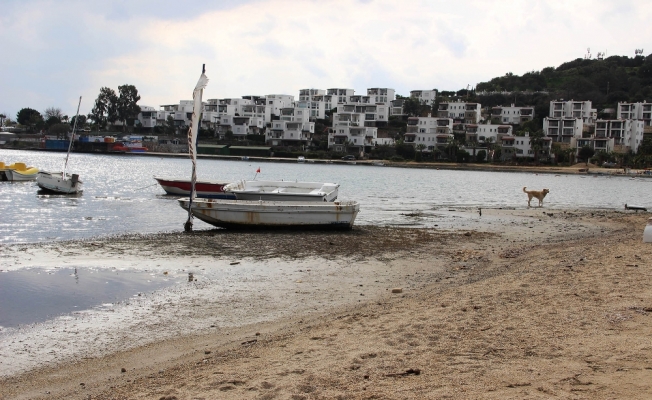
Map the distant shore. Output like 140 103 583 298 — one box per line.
4 146 647 177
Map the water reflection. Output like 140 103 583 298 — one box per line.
2 148 652 244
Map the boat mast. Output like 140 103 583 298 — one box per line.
63 96 82 177
184 65 209 232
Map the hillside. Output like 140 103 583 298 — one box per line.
469 54 652 122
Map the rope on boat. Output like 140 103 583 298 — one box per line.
134 183 158 191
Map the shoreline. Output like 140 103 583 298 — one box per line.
3 146 648 177
1 208 651 398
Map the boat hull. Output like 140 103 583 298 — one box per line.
154 177 235 199
178 198 359 230
36 172 82 194
5 168 39 181
224 180 339 202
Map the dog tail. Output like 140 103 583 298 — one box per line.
522 187 527 193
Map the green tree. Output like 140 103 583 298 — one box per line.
89 87 118 131
116 84 141 132
49 123 70 140
528 129 546 162
70 115 87 130
165 115 176 135
578 145 595 165
476 149 487 162
16 108 42 126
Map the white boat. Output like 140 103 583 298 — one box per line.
179 65 359 233
2 162 39 181
178 198 359 230
297 156 306 163
36 96 83 194
36 171 81 194
223 180 339 202
4 166 39 181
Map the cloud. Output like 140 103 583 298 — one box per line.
1 0 651 119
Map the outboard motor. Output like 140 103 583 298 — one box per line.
71 174 79 187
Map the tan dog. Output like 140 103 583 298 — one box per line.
523 187 549 207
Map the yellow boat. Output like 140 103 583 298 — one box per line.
1 162 40 181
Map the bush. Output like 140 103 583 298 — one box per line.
476 149 487 162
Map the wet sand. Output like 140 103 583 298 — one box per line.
1 208 651 399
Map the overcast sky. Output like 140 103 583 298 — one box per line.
1 0 650 120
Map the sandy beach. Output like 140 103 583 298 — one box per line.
1 207 651 399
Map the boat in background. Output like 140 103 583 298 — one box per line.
223 180 339 202
36 96 83 194
178 198 359 230
297 156 306 163
111 141 148 153
2 162 39 181
154 176 235 199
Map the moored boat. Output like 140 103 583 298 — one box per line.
154 176 235 199
178 198 359 230
3 163 39 181
36 96 84 194
36 171 82 194
223 180 339 202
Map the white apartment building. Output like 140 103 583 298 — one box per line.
367 88 395 105
404 116 453 150
617 102 652 127
331 102 389 128
437 101 481 123
390 98 405 117
490 104 534 125
328 125 378 154
296 100 327 120
549 100 596 124
215 115 265 138
593 119 644 153
137 106 158 129
327 88 355 104
466 124 513 144
543 117 584 144
410 89 438 105
311 95 338 114
500 132 552 161
159 100 194 128
265 94 295 116
265 106 314 147
374 131 395 146
328 102 384 154
299 88 326 102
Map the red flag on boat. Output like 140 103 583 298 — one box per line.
256 167 261 173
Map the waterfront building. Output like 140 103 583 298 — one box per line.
265 94 295 116
410 89 438 105
404 115 453 151
299 88 326 102
617 101 652 127
543 117 583 146
549 100 596 124
327 88 355 104
490 104 534 125
136 106 158 129
500 132 552 161
589 119 645 154
390 98 405 117
437 101 481 124
466 124 512 145
367 88 395 105
266 106 314 147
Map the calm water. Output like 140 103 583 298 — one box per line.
2 148 652 329
0 267 182 327
1 148 652 245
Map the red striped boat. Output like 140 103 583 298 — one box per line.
154 176 236 199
